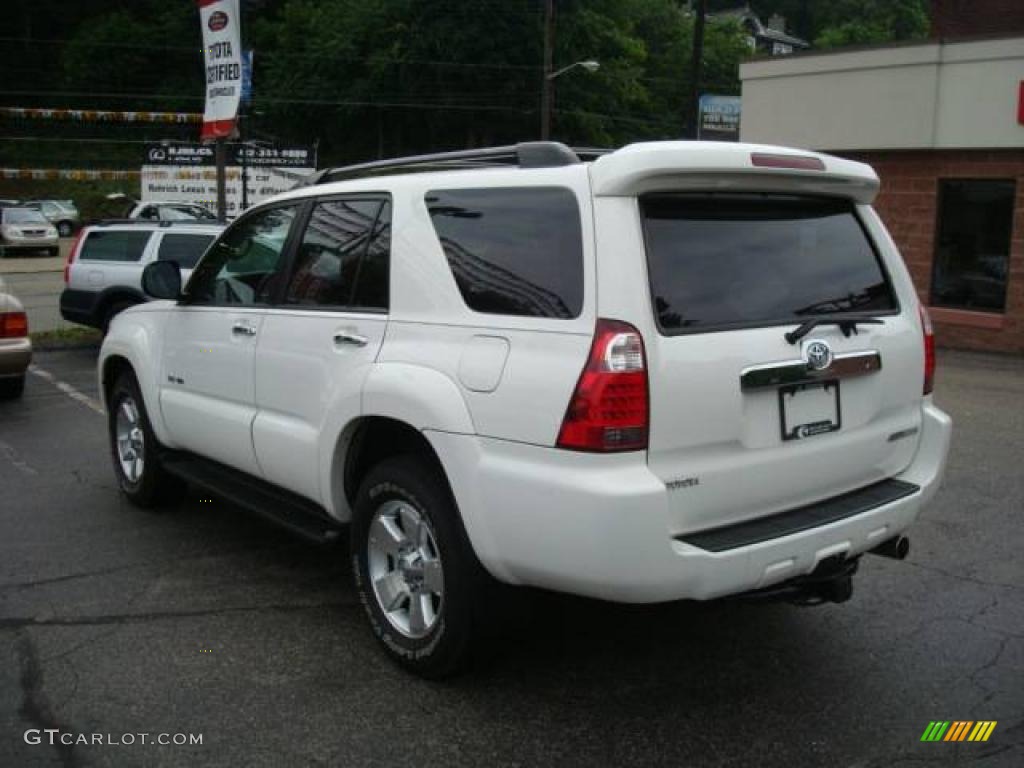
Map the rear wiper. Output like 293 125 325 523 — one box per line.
784 314 884 344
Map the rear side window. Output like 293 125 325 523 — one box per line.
641 195 897 334
80 231 152 262
425 187 583 319
157 233 215 269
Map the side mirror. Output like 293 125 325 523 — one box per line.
141 261 182 300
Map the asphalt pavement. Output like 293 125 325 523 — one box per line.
0 346 1021 767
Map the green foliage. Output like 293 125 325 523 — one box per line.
0 0 931 167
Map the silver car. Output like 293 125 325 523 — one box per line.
0 275 31 399
0 207 60 257
25 199 81 237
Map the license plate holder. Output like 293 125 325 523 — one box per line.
779 379 841 441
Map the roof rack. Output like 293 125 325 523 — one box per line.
307 141 610 186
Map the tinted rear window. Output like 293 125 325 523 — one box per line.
157 233 215 269
641 195 897 334
80 231 152 262
425 187 583 319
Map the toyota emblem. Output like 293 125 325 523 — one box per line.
803 339 833 371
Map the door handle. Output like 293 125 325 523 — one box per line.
333 331 368 347
232 322 257 337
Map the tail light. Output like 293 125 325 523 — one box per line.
63 228 86 283
920 305 935 395
0 311 28 339
557 319 649 452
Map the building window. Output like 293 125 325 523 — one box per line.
931 179 1015 313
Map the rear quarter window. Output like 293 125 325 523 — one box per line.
79 230 152 262
157 233 216 269
641 194 898 334
425 187 583 319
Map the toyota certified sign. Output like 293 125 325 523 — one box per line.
197 0 242 140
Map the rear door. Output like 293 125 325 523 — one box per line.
603 192 924 536
253 196 391 503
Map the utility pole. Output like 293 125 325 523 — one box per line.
540 0 554 140
689 0 707 139
215 138 227 222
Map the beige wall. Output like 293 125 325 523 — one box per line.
739 37 1024 151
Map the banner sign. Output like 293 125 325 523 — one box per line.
241 49 254 106
698 94 741 141
141 142 316 217
198 0 242 140
143 143 315 168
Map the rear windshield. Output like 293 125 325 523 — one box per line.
641 194 898 334
80 231 151 262
157 233 215 269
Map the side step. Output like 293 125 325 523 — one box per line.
162 453 343 545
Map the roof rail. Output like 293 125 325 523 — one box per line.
307 141 610 186
89 218 223 227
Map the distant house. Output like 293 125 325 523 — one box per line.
709 4 810 56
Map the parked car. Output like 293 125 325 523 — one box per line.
130 201 218 221
0 275 31 399
0 206 59 257
60 220 223 332
24 199 81 237
98 141 952 677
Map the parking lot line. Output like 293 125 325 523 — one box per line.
28 364 105 415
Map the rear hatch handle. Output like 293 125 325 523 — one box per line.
785 314 884 345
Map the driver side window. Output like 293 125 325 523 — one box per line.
186 206 297 306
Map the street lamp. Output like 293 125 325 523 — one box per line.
541 59 600 140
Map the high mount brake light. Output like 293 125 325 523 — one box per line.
557 319 649 452
751 153 826 171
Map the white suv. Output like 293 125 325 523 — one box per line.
60 221 224 332
98 141 952 676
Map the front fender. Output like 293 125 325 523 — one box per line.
98 306 174 447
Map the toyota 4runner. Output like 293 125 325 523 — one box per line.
98 141 952 677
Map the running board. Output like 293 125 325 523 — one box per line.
161 453 343 545
675 478 920 553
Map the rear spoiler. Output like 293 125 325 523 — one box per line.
589 141 879 204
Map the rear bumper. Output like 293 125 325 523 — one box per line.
60 288 102 328
430 401 952 603
0 338 32 377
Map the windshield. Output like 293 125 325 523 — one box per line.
641 194 898 334
3 208 49 225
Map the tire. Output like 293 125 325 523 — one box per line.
57 221 73 238
107 370 184 508
48 247 59 258
351 456 492 678
100 300 136 335
0 376 25 399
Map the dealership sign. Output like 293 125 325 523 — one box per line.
141 142 316 217
198 0 242 140
698 94 741 141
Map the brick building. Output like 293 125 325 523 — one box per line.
738 2 1024 353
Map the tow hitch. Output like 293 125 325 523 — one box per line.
735 554 860 606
